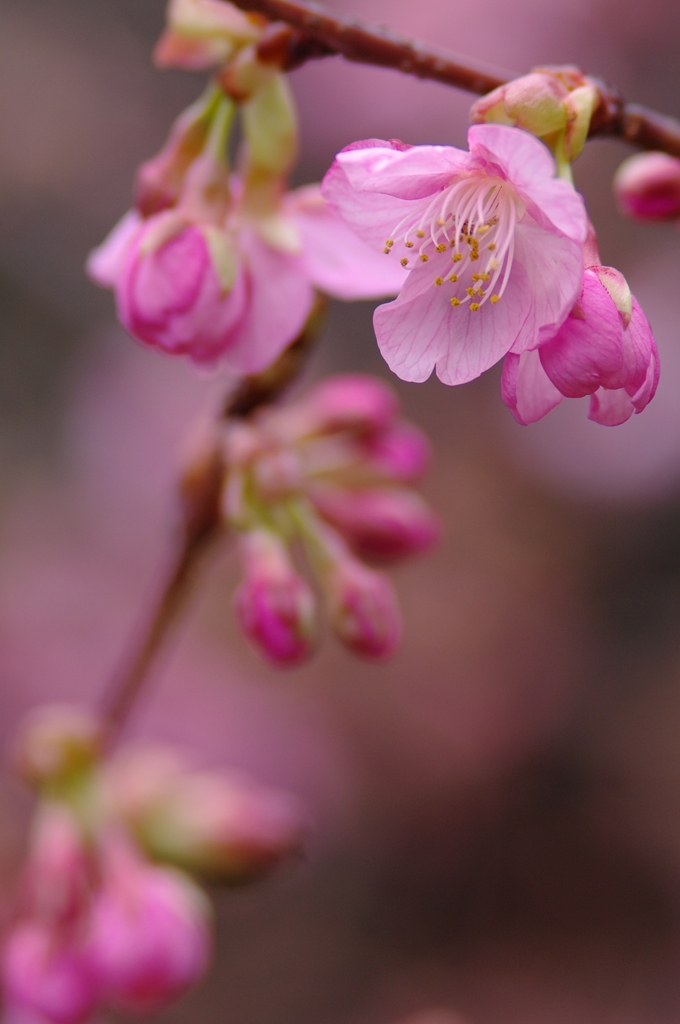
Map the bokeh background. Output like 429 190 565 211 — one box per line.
2 1 680 1021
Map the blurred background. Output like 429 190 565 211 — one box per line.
2 1 680 1021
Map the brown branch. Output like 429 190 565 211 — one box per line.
241 0 680 158
98 310 324 747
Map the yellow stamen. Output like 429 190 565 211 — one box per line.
452 253 463 263
488 243 496 251
470 302 480 311
470 252 479 261
466 287 475 297
385 239 394 247
490 294 500 303
420 254 429 262
401 258 409 267
451 297 461 307
383 248 391 254
477 289 484 297
405 241 414 248
435 277 444 286
435 243 447 252
416 230 425 238
449 274 458 283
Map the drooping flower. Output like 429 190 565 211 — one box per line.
501 230 659 426
321 124 587 386
218 374 437 664
614 151 680 223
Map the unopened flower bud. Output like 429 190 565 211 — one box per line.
14 705 100 791
324 556 401 659
252 447 304 501
471 73 568 138
303 374 400 436
614 151 680 222
593 265 632 327
154 0 262 71
89 838 211 1013
361 421 431 482
2 923 98 1024
241 74 298 176
235 529 317 666
311 486 440 560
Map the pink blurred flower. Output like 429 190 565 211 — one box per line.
88 837 211 1013
322 555 402 660
614 151 680 223
234 529 317 667
502 254 659 426
309 485 439 559
88 183 404 374
322 124 587 385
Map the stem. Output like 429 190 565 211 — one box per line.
240 0 680 158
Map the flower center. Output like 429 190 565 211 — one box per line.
384 175 522 311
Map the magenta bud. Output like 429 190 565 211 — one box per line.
311 486 440 560
304 374 400 435
2 923 99 1024
235 530 317 666
326 558 401 659
361 421 431 482
614 151 680 222
88 840 211 1013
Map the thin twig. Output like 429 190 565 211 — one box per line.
241 0 680 157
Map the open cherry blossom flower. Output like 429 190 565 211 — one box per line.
501 264 659 426
321 124 587 386
88 180 405 374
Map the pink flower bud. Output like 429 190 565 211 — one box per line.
24 804 94 925
471 73 569 138
135 771 307 884
117 216 248 365
2 923 98 1024
303 375 400 435
235 530 317 666
360 421 431 482
311 485 439 560
153 0 261 71
614 151 680 222
88 839 211 1013
325 557 401 659
14 706 100 790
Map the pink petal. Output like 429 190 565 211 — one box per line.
510 220 584 351
221 230 314 375
588 387 635 426
335 142 470 200
628 327 660 413
86 210 142 289
288 185 405 299
322 155 426 253
373 246 532 384
538 271 623 397
468 124 587 243
608 295 656 391
501 350 564 424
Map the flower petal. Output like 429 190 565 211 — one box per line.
501 349 564 424
510 219 584 352
468 124 587 243
588 387 635 426
609 295 656 391
288 185 405 299
373 247 532 384
87 210 142 289
538 271 623 397
335 142 470 200
322 153 426 252
221 230 314 375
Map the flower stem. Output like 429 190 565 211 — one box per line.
234 0 680 158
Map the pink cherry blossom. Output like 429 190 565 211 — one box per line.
87 182 405 374
321 124 587 385
501 266 659 426
614 151 680 223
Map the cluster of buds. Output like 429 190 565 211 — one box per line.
614 151 680 223
87 0 402 374
210 374 439 666
470 66 599 179
3 706 307 1023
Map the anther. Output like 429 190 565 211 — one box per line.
466 287 475 297
401 258 409 267
470 303 480 311
470 252 479 261
449 274 458 282
405 241 414 248
488 244 496 251
420 254 429 262
472 274 481 282
477 289 484 297
435 243 447 252
435 277 444 286
385 239 394 247
450 297 461 307
383 248 391 254
490 295 500 303
452 253 463 263
416 230 425 238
